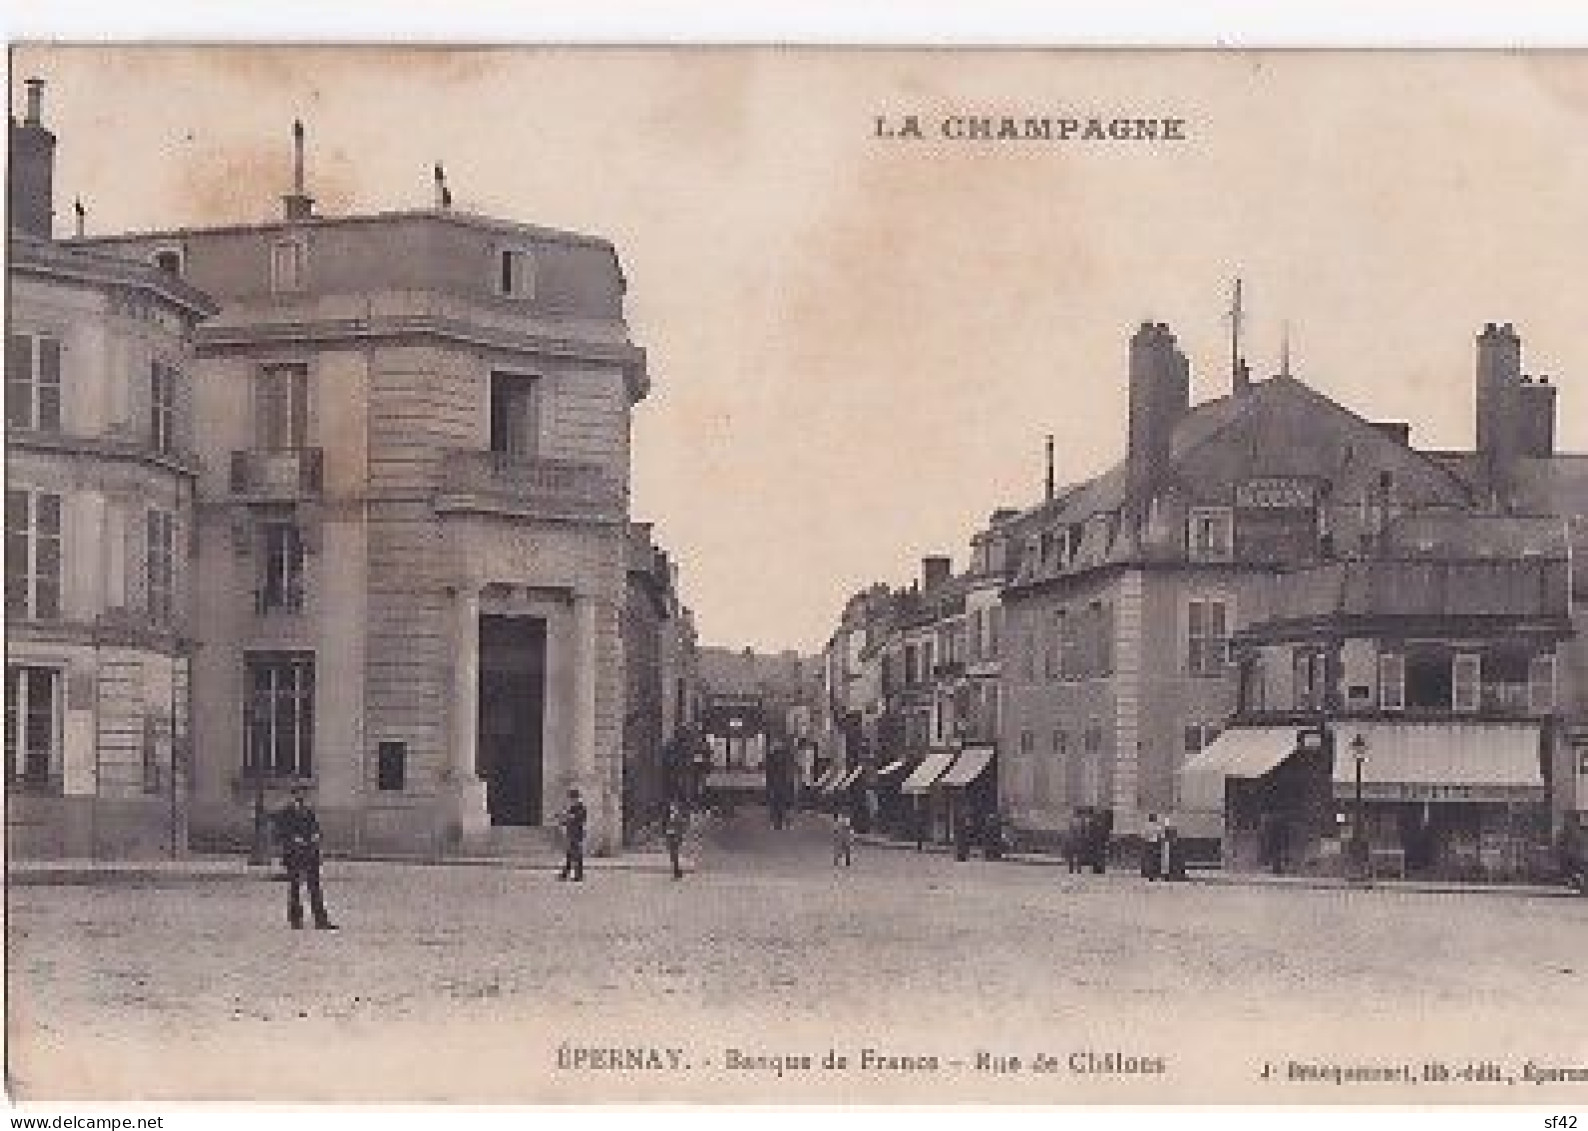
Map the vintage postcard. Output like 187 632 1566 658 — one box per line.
5 44 1587 1107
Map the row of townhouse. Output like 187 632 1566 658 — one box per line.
7 82 701 860
820 316 1587 881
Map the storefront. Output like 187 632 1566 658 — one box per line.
900 747 956 844
1183 721 1552 881
938 744 997 848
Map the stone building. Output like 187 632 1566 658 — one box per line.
78 124 648 856
6 82 218 857
998 319 1580 855
620 522 698 842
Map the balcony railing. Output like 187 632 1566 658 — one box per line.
229 448 324 500
437 450 624 522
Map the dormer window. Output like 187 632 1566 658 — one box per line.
496 246 535 299
153 247 184 277
1188 507 1234 562
270 237 308 293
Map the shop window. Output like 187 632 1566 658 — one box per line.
377 741 407 792
1452 653 1481 713
1378 652 1405 711
1293 647 1329 711
1238 657 1266 713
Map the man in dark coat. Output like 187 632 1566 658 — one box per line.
275 786 337 930
557 788 588 882
663 800 689 881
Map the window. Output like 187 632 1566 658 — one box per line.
153 247 183 276
988 606 1002 658
244 653 315 779
5 666 60 786
1378 652 1405 711
1293 647 1329 711
1406 650 1454 710
1187 598 1230 677
147 509 176 626
6 332 62 433
1047 609 1066 679
258 523 305 613
1452 654 1481 713
6 489 62 621
1528 654 1557 715
377 741 407 792
1188 507 1233 562
489 373 538 459
270 237 307 293
496 247 535 298
255 363 308 449
141 717 165 794
150 361 178 454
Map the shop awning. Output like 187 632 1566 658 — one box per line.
1330 722 1544 802
938 745 995 789
1179 727 1296 813
811 765 842 791
900 749 957 795
837 766 865 790
876 759 908 779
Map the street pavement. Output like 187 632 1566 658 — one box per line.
7 807 1586 1104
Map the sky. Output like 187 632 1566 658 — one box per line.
14 47 1588 654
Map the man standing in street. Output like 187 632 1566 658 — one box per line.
275 785 337 930
663 799 689 881
557 787 588 882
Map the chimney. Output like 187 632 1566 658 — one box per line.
8 78 57 239
1475 322 1523 506
434 162 452 209
1126 321 1190 525
922 556 952 592
281 118 315 221
1044 434 1055 501
1517 375 1557 459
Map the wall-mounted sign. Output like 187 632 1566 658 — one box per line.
1331 781 1545 804
1236 477 1320 509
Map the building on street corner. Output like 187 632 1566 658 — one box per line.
6 82 218 857
73 118 649 858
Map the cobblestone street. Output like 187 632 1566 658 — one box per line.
8 808 1587 1103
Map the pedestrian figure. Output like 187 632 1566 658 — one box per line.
1063 811 1085 873
832 810 854 867
1141 813 1164 881
663 800 689 880
914 796 928 852
1160 814 1179 880
274 785 337 930
557 788 587 881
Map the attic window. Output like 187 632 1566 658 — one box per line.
1188 507 1233 562
496 247 535 299
153 247 184 277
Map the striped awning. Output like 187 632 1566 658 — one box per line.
1330 722 1544 802
900 749 957 795
1179 727 1295 813
938 745 995 788
876 758 908 779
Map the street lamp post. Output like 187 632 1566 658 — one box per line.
1350 732 1368 881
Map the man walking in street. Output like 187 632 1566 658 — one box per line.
275 785 337 930
663 800 689 880
1141 812 1164 881
557 787 587 882
832 809 854 868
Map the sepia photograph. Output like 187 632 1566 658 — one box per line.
4 42 1587 1108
